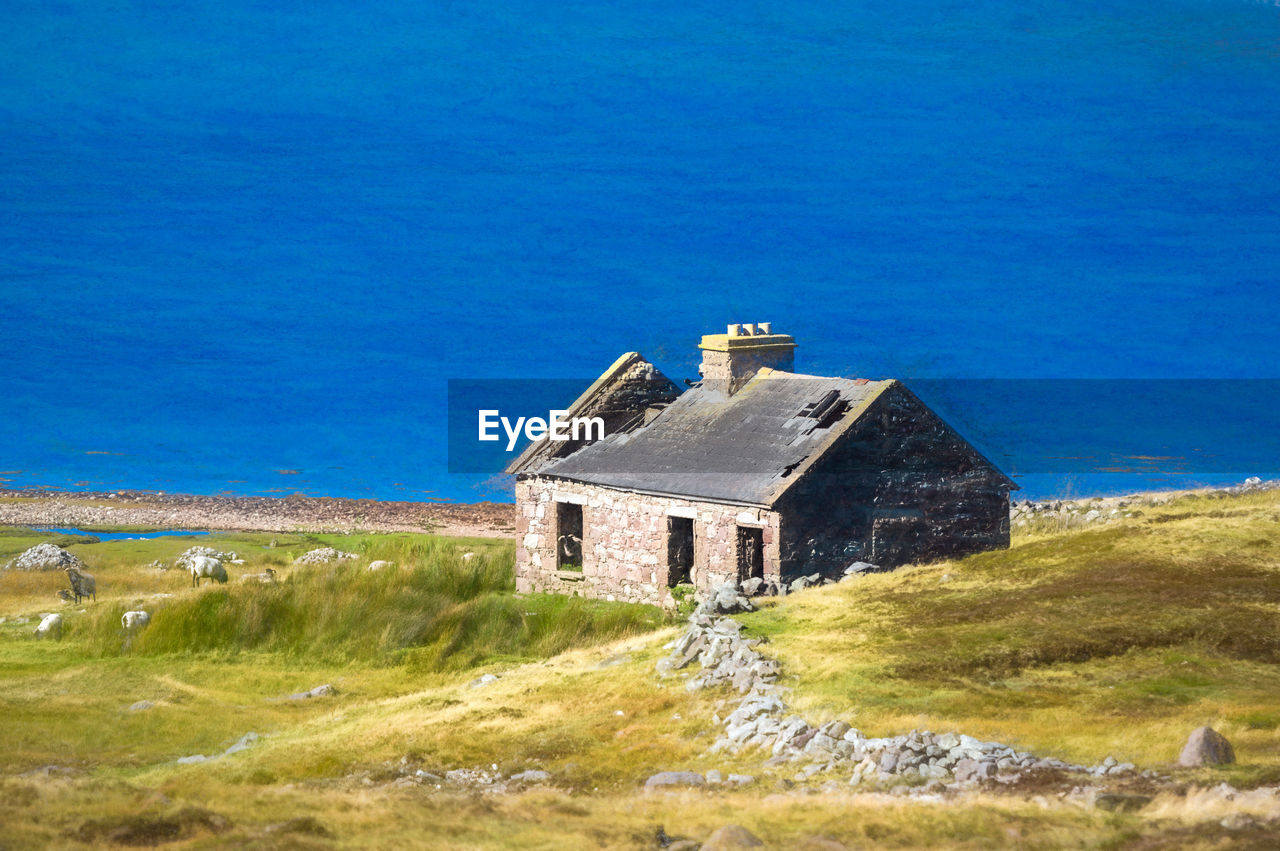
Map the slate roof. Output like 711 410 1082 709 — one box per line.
533 370 894 505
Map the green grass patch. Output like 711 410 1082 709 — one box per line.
59 539 665 668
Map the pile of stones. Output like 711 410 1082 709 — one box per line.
3 543 86 571
1217 476 1279 496
174 546 239 571
294 547 358 565
659 590 1146 792
1009 499 1138 531
737 562 884 599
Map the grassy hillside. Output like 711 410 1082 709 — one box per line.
1 491 1279 848
740 488 1280 785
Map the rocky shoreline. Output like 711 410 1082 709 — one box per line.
2 478 1273 542
0 490 515 538
1009 477 1280 532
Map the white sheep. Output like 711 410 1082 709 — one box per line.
461 552 475 562
189 555 228 587
367 560 395 572
34 613 63 640
121 611 151 631
240 568 277 584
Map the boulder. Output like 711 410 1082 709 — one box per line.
841 561 880 578
701 825 763 850
1178 726 1235 767
644 771 705 790
508 769 551 784
788 573 824 593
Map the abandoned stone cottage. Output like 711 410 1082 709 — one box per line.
506 324 1016 608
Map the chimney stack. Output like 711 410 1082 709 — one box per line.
698 322 796 395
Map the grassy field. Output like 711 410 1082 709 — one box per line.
1 492 1279 848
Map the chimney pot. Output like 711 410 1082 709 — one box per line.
757 321 771 334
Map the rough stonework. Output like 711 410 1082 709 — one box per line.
508 324 1016 607
515 476 781 606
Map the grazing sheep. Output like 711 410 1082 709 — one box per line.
64 566 96 604
34 613 63 640
188 555 228 587
121 611 151 631
461 552 475 562
367 560 395 572
240 568 277 584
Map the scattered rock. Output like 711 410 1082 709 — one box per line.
841 561 880 578
129 700 155 712
289 684 335 700
508 769 551 785
1178 726 1236 767
33 612 64 640
295 547 358 565
788 573 823 593
223 732 260 756
701 824 763 850
644 771 705 790
177 732 261 764
4 543 85 572
469 673 499 689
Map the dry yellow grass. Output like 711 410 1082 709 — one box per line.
3 490 1280 847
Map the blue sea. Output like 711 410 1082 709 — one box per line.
3 1 1279 502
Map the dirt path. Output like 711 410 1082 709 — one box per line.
0 490 516 538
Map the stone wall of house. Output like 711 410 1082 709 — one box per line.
514 475 781 607
776 383 1012 579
